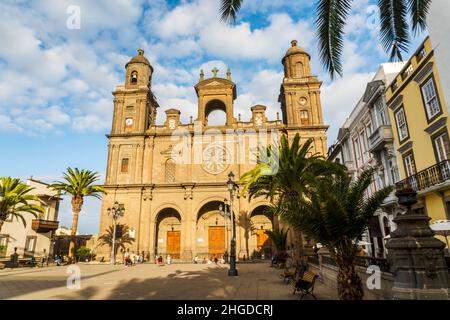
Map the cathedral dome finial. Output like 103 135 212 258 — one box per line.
283 40 310 62
126 49 151 68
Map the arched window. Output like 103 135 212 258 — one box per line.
165 159 176 182
300 110 309 125
295 62 303 78
131 71 138 84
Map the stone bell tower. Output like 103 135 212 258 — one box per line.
194 67 237 126
279 40 325 128
110 49 158 135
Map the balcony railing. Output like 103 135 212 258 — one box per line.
368 125 393 152
396 160 450 192
31 219 59 233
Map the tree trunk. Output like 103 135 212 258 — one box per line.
294 229 304 263
68 197 83 264
337 263 364 300
0 219 4 233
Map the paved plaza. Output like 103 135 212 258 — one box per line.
0 262 338 300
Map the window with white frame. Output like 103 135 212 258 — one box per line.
395 107 409 141
404 153 417 177
375 98 389 126
360 131 367 162
354 138 361 162
366 121 373 136
389 160 400 184
433 131 450 162
421 77 441 120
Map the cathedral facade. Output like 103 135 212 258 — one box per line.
97 41 328 262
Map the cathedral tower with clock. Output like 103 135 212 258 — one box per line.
98 41 328 262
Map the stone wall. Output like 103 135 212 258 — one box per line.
308 255 395 300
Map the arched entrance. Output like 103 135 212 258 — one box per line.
249 205 273 258
196 200 229 259
155 208 182 259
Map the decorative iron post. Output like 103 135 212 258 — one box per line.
386 188 450 299
227 172 238 276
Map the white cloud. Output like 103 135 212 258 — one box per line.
0 0 402 145
322 72 374 145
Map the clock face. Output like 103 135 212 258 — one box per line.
299 97 307 106
125 118 134 126
255 114 263 126
202 144 229 174
168 118 176 129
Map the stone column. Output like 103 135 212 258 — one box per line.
386 189 450 300
149 220 156 263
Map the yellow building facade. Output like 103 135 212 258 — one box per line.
386 37 450 234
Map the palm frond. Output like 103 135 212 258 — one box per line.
378 0 410 61
316 0 352 78
0 177 45 229
408 0 431 34
220 0 243 24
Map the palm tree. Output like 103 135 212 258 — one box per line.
50 168 106 263
283 168 392 300
98 223 135 258
0 177 45 232
220 0 431 78
240 133 337 261
266 228 288 252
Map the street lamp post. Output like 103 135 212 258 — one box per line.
219 199 229 263
107 201 125 266
227 172 238 276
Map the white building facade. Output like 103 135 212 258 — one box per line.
328 63 405 258
0 178 60 260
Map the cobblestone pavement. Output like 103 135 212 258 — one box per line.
0 262 338 300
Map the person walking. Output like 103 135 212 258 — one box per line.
132 251 137 266
194 255 198 264
167 254 171 265
124 249 130 267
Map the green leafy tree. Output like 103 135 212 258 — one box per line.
283 168 392 300
50 168 106 263
220 0 431 78
98 223 135 257
240 133 337 261
76 246 91 256
0 177 45 232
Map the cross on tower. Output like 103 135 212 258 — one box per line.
212 67 219 77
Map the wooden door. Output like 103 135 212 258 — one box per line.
256 229 269 250
167 231 180 259
208 226 225 258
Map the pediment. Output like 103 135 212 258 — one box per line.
363 80 384 103
205 80 223 86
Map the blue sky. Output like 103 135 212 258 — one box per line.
0 0 426 234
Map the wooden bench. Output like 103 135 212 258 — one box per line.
293 271 318 300
280 265 297 284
